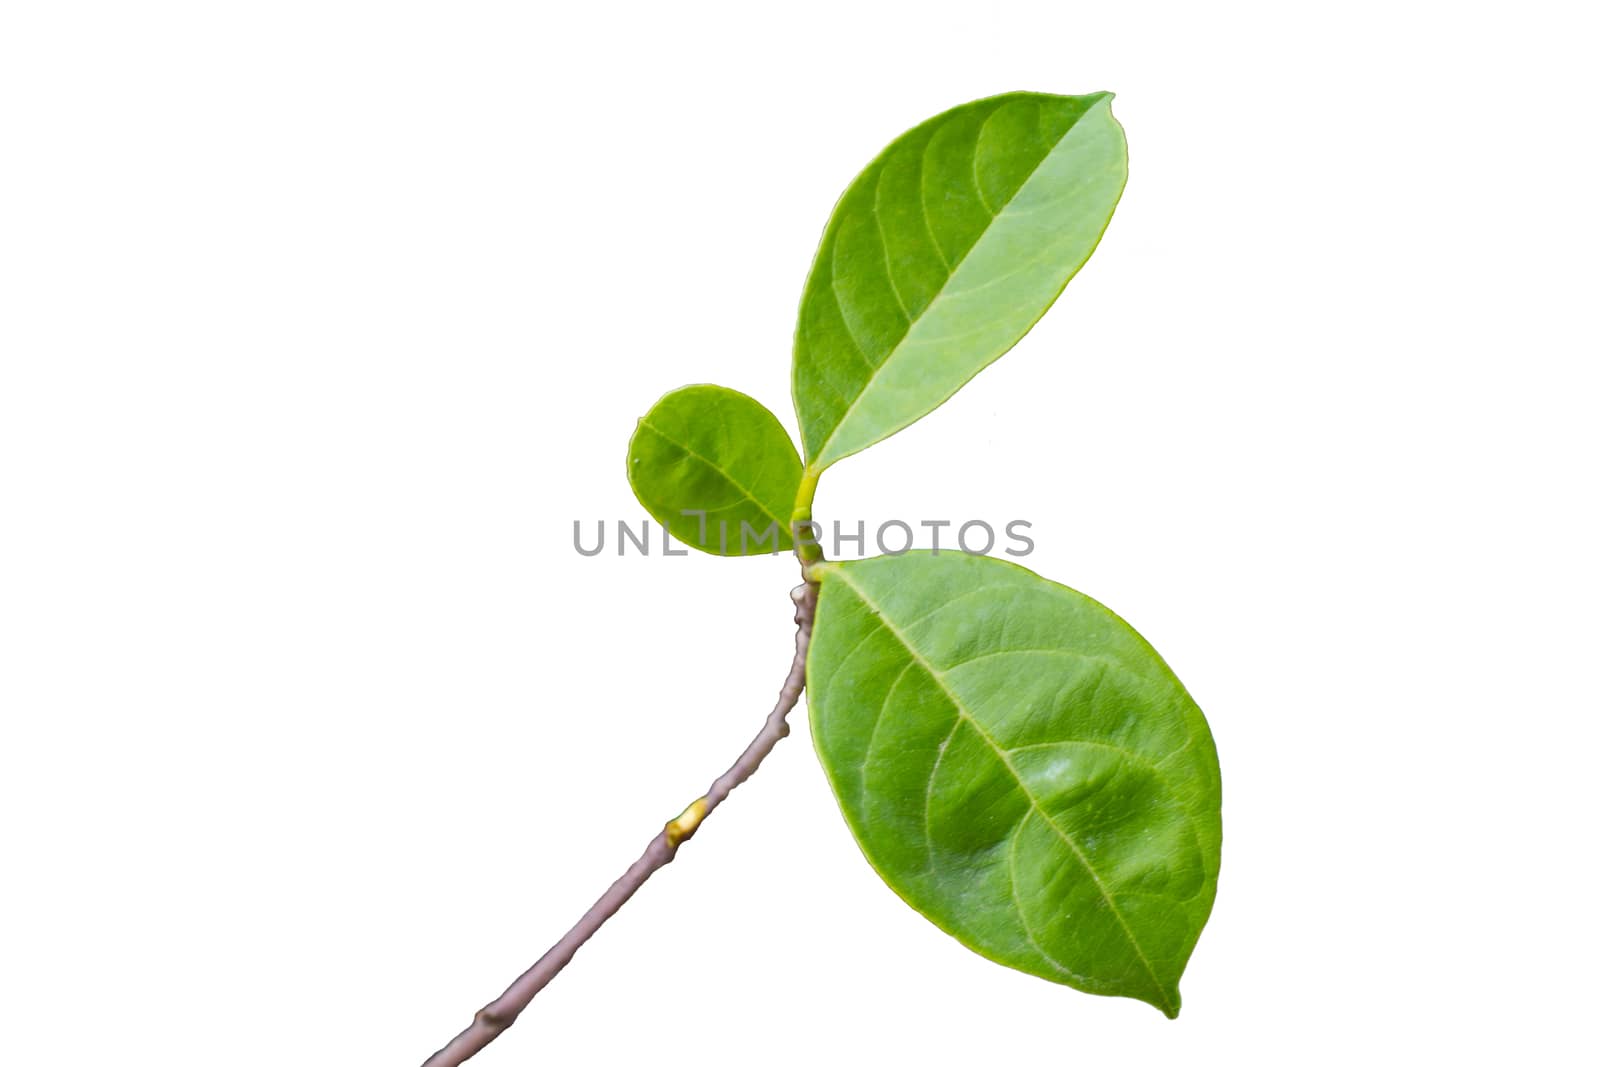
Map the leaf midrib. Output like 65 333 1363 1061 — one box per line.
813 98 1105 466
635 417 790 535
825 565 1173 1013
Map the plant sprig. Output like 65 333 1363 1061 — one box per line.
422 90 1221 1066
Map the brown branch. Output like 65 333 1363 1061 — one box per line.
419 579 818 1067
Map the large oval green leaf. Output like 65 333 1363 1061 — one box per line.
806 552 1220 1015
627 385 802 556
792 91 1128 469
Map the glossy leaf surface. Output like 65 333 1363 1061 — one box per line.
627 385 801 555
792 91 1128 469
807 552 1220 1015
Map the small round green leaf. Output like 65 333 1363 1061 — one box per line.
627 385 802 556
807 552 1221 1015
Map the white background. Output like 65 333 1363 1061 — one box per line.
3 2 1596 1064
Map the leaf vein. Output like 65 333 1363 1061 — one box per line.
828 274 883 372
871 167 912 322
860 660 915 809
1008 808 1092 982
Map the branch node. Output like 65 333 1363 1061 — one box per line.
664 797 708 847
472 1008 509 1034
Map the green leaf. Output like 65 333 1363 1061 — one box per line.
792 91 1128 469
806 552 1220 1015
627 385 802 556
